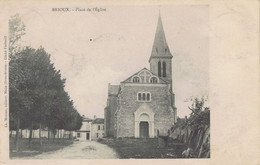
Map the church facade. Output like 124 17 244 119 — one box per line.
104 14 177 138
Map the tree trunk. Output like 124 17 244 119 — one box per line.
15 116 20 152
48 127 50 144
29 121 33 148
20 129 23 138
53 130 56 142
10 130 13 138
39 123 42 146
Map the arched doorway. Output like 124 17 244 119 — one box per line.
139 121 149 138
134 104 155 138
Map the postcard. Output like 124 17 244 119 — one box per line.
0 0 259 165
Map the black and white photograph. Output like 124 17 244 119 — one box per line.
0 0 259 164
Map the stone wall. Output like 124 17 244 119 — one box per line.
91 123 105 140
104 95 118 137
169 125 210 158
116 84 175 137
104 107 110 136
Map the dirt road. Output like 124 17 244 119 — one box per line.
18 141 118 159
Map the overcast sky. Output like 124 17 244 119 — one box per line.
13 5 209 118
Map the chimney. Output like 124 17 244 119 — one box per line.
94 115 96 119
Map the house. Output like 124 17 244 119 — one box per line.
74 116 92 141
74 115 104 141
104 14 177 138
91 118 105 140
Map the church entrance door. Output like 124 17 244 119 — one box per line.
139 122 149 138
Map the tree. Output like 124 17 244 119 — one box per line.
9 13 26 59
187 97 210 130
9 15 83 150
9 13 27 151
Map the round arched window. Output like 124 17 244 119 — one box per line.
137 92 151 102
133 76 140 83
142 93 146 100
147 93 150 101
138 93 142 101
150 77 158 83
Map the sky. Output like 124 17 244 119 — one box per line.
12 5 209 118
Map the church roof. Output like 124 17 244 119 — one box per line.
149 13 173 62
108 84 120 95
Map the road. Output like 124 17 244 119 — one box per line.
20 141 118 159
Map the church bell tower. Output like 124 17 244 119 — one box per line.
149 13 173 90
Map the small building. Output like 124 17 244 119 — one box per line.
74 116 104 141
91 118 105 140
74 116 93 141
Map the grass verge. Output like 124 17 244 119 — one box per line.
10 138 73 158
98 137 186 159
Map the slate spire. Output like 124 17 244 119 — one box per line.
149 13 172 62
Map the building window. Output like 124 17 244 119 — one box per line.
77 133 80 138
96 133 99 138
163 61 166 77
133 77 140 83
150 77 158 83
138 93 142 101
147 93 150 101
98 125 100 130
137 92 151 102
103 125 104 130
142 93 146 100
158 61 161 77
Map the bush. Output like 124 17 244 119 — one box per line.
172 97 210 131
188 108 210 130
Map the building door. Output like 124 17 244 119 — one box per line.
86 132 90 140
139 122 149 138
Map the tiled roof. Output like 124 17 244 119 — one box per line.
108 84 120 95
82 116 93 122
92 118 104 124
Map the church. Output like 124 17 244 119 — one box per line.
104 14 177 138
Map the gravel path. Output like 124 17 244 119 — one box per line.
17 141 118 159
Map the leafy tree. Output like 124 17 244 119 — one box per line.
187 97 210 130
9 47 35 151
9 13 26 59
9 14 83 150
9 13 27 151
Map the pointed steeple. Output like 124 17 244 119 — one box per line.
149 13 172 62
